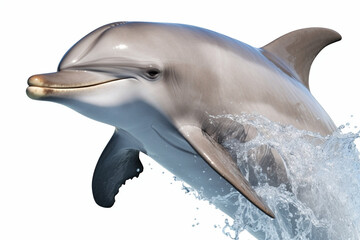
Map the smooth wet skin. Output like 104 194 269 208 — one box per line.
27 22 341 220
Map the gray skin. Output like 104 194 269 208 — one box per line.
27 22 341 220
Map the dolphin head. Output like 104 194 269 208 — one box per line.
27 21 237 131
27 22 199 127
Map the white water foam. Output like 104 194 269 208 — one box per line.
205 114 360 240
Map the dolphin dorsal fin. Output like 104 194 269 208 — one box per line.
261 28 341 90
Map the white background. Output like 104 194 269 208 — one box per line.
1 1 359 239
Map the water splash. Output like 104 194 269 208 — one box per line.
209 114 360 240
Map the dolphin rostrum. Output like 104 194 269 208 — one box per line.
27 22 341 219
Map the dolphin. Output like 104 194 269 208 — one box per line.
26 22 341 219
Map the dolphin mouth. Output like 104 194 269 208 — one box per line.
26 70 131 99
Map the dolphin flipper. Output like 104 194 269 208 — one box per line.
179 125 275 218
92 128 143 207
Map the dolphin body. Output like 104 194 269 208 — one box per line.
27 22 341 220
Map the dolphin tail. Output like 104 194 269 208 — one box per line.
92 128 143 207
261 28 341 90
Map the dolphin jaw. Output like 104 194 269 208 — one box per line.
26 71 134 99
27 71 125 88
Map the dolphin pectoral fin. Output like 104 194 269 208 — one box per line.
179 125 275 218
92 129 143 207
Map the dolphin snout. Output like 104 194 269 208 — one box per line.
28 74 44 87
27 74 51 100
26 70 131 100
28 71 93 88
27 72 67 100
28 70 118 89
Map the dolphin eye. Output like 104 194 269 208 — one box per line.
145 68 161 80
